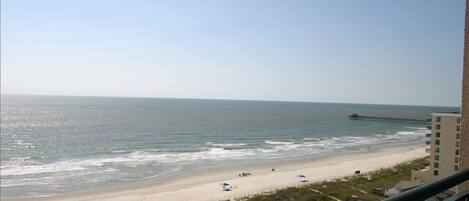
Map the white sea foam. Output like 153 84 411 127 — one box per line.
14 139 36 148
264 127 428 152
206 142 247 147
26 192 57 198
404 126 428 130
1 176 55 187
380 129 426 140
1 148 255 176
1 160 88 176
264 140 294 145
303 137 321 141
256 148 278 153
111 150 128 153
1 128 428 178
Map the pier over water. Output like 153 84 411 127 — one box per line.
348 113 431 123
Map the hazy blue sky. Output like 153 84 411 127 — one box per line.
1 0 465 106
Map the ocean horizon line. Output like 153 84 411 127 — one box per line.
0 93 461 108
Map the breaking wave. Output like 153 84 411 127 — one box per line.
1 127 428 188
1 148 255 177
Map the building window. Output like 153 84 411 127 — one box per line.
434 162 439 168
457 117 461 124
435 155 439 161
456 125 460 132
455 157 459 163
436 132 440 138
434 170 439 176
456 141 460 148
457 133 460 140
435 140 440 145
456 149 459 155
455 165 459 171
436 117 441 122
435 147 440 153
436 124 441 130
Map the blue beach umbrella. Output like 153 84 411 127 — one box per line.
296 174 307 182
220 182 230 186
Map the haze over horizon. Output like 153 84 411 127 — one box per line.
1 0 466 107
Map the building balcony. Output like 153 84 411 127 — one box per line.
426 133 431 137
425 140 431 145
383 168 469 201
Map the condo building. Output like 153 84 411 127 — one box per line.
412 113 462 184
430 113 462 177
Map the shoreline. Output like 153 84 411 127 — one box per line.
3 143 428 201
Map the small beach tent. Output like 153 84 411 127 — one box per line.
296 175 307 182
220 182 230 186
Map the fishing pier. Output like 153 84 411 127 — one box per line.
348 113 430 123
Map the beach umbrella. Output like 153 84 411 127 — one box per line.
296 174 307 182
220 182 230 186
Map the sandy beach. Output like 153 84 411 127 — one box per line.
5 144 427 201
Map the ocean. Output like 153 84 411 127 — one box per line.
0 95 459 198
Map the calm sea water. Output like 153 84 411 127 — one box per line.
0 95 459 198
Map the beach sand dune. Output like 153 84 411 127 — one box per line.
6 144 426 201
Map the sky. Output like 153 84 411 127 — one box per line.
1 0 466 107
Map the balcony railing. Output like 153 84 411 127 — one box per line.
383 168 469 201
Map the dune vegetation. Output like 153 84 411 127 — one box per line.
239 158 427 201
